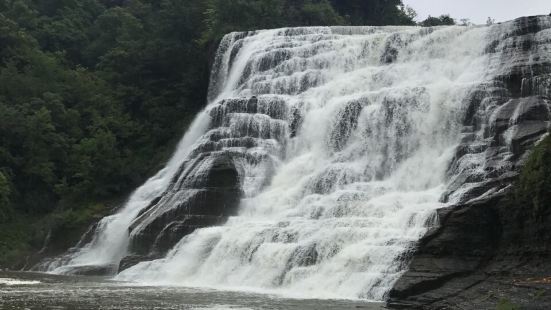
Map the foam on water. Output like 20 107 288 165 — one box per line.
0 278 41 286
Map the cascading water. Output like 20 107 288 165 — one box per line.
38 112 212 273
118 25 491 300
41 17 551 301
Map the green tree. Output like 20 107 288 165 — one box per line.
203 0 343 41
329 0 415 25
299 0 344 26
0 171 12 221
420 14 456 27
515 135 551 218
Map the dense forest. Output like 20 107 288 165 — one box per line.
0 0 502 267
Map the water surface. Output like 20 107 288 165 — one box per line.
0 271 384 310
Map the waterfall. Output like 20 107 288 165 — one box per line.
41 17 551 301
117 25 491 300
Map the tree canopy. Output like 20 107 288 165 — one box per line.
420 14 456 27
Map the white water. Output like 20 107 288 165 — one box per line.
0 278 41 286
44 112 212 273
107 25 503 300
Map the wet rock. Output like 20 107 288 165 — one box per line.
118 255 159 273
443 16 551 204
152 215 226 255
290 107 303 138
68 264 118 276
388 195 502 303
127 152 242 257
389 187 551 309
390 16 551 308
119 93 287 265
329 100 364 151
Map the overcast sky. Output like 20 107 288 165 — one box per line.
402 0 551 24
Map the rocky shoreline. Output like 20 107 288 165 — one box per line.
388 190 551 309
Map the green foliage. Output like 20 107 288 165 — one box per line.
420 14 456 27
515 135 551 218
301 0 344 26
202 0 345 41
0 19 140 210
0 201 109 268
329 0 416 26
496 298 520 310
46 202 108 250
0 218 32 267
535 288 546 299
0 171 12 221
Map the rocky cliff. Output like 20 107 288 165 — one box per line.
389 16 551 309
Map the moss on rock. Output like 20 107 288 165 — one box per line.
515 134 551 219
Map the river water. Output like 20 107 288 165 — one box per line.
0 271 383 310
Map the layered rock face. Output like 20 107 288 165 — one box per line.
120 96 288 270
389 16 551 308
389 193 551 309
127 154 241 256
443 16 551 203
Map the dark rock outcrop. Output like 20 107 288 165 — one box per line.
443 15 551 203
389 16 551 309
328 100 364 151
66 264 119 276
119 96 288 270
389 190 551 309
118 255 159 273
127 153 242 257
388 194 504 307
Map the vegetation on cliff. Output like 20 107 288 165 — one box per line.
514 134 551 225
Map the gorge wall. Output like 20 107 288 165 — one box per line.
390 16 551 308
35 16 551 305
